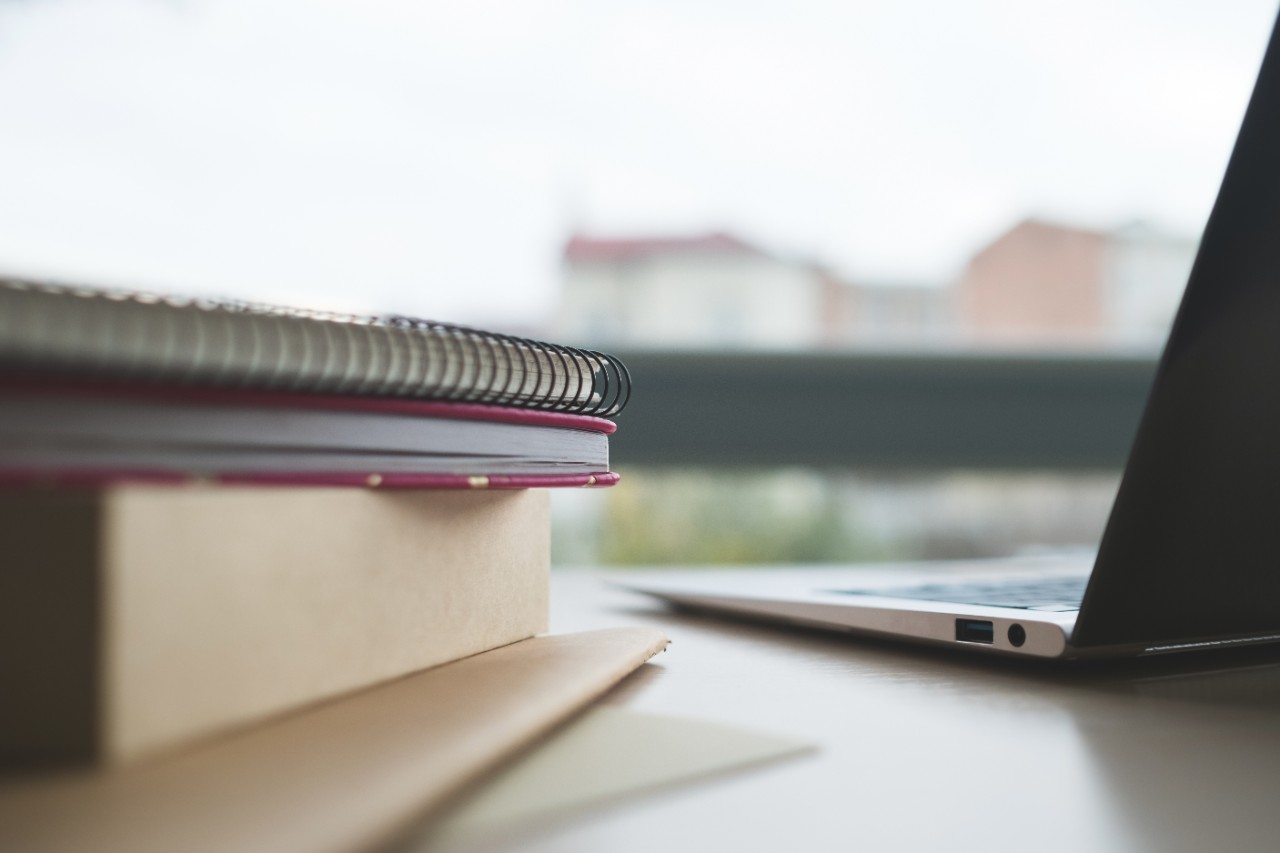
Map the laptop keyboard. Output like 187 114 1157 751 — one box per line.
830 575 1088 612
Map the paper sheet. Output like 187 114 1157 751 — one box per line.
421 706 815 848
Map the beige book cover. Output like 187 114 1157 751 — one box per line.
0 485 549 765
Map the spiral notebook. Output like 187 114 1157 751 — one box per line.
0 278 630 487
0 278 630 417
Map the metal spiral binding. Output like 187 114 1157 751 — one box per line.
380 317 631 417
0 277 633 418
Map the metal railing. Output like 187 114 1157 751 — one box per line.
609 351 1158 471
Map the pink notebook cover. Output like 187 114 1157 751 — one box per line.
0 469 620 490
0 375 620 490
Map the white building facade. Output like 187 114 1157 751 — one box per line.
557 233 832 350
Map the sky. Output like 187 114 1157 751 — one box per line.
0 0 1276 327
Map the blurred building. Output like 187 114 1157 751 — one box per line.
557 232 831 349
558 220 1194 352
557 231 953 350
834 277 956 348
956 218 1197 349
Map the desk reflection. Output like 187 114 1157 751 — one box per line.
485 572 1280 853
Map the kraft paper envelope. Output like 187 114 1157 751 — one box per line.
0 628 669 853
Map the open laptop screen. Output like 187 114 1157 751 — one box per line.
1076 11 1280 647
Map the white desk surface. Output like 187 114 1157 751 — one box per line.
470 569 1280 853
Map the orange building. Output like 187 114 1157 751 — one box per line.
957 218 1196 349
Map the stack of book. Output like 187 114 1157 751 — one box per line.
0 277 634 767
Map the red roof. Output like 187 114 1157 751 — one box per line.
563 232 763 263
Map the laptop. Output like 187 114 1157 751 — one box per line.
619 11 1280 660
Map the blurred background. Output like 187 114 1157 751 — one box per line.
2 0 1276 567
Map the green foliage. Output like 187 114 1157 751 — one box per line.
593 469 894 566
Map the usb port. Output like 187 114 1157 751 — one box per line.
955 619 995 644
